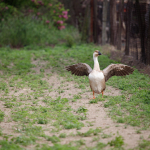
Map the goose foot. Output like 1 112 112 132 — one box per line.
90 91 95 99
90 97 95 99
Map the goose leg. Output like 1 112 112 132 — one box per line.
90 91 95 99
102 91 104 98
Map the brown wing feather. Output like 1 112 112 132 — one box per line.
65 63 92 76
103 64 134 82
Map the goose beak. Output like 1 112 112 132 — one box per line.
98 51 102 55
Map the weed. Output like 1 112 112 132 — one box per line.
92 136 99 142
0 111 4 122
4 102 15 108
73 94 82 99
45 135 60 143
77 128 102 137
71 98 77 102
101 133 112 138
86 121 94 126
16 125 44 137
136 129 142 134
117 117 125 123
0 140 23 150
108 135 124 148
65 35 75 48
37 118 48 124
96 142 107 149
59 133 66 138
138 140 150 149
0 81 7 91
11 135 37 146
89 98 99 104
77 115 87 120
76 106 88 113
78 84 86 89
75 139 85 146
88 142 107 149
37 143 79 150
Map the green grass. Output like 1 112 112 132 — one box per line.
108 135 124 148
11 135 37 146
59 133 67 138
36 143 79 150
77 128 102 137
0 43 150 149
0 140 23 150
44 135 60 143
138 140 150 149
0 110 4 122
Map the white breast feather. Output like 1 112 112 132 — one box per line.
89 71 104 80
89 71 104 94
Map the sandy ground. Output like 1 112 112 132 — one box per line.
0 58 150 150
42 74 150 149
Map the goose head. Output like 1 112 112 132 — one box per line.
93 50 101 59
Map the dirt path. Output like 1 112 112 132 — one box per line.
43 74 150 149
0 58 150 150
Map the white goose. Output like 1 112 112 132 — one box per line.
65 50 134 99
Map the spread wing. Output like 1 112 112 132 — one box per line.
103 64 134 82
65 63 92 76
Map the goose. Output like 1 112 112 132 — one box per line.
65 50 134 99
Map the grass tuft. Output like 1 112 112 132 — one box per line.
108 135 124 148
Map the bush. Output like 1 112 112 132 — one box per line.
0 16 80 47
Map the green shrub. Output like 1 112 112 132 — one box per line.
0 16 80 47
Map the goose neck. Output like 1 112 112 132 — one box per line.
93 56 100 71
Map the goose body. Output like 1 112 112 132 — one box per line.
65 50 134 99
89 70 105 94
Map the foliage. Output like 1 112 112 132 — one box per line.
108 135 124 148
0 16 80 47
0 140 23 150
0 110 4 122
1 0 69 30
0 2 18 21
37 143 79 150
11 135 37 146
0 0 70 48
138 140 150 149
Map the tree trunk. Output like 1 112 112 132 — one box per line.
125 0 131 55
81 4 90 42
93 0 99 43
135 0 146 63
90 0 94 42
145 4 150 65
117 0 124 50
102 0 108 45
110 0 117 46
